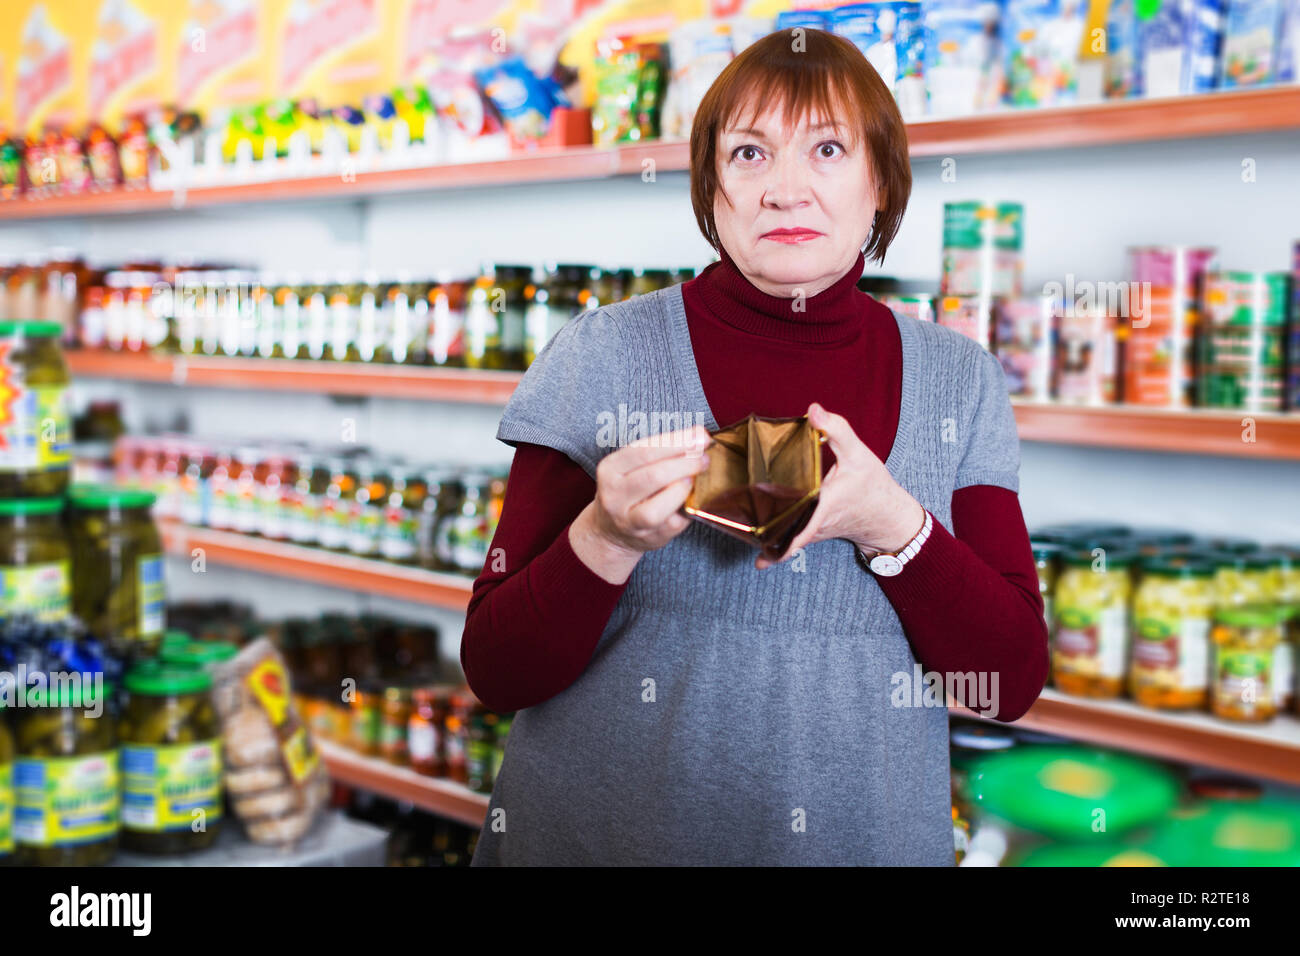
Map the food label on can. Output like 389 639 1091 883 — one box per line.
121 742 223 832
13 752 119 847
1053 604 1128 678
0 762 11 854
0 561 70 622
0 375 72 472
136 554 165 638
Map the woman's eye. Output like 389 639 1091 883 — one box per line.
732 145 762 162
816 141 845 159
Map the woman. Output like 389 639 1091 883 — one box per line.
462 28 1048 866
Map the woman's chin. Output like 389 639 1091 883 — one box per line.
752 244 835 286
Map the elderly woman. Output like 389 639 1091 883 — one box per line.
462 28 1048 866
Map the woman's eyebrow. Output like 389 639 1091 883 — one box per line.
722 121 844 139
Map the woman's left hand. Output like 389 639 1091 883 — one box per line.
755 402 926 570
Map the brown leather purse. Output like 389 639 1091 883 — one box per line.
682 413 829 560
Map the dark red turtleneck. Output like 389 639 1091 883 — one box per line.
461 251 1049 721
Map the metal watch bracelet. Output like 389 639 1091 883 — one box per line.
854 510 933 578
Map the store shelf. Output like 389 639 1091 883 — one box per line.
7 88 1300 221
954 688 1300 787
159 521 474 611
317 740 490 827
1011 401 1300 460
67 349 522 403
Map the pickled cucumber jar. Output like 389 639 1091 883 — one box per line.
0 703 12 864
383 273 429 365
318 456 358 552
348 459 388 558
328 272 362 362
380 686 412 767
441 473 493 575
0 497 71 622
1129 556 1216 711
426 279 467 368
420 469 464 572
159 639 238 673
274 273 303 360
0 321 71 497
463 275 497 371
350 681 383 757
1051 548 1136 698
288 452 328 546
119 664 222 854
1212 552 1275 607
379 468 425 565
1209 605 1283 723
302 272 331 361
1030 542 1061 635
1253 548 1297 711
14 680 118 866
68 485 165 656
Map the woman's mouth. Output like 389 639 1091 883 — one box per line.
760 228 824 244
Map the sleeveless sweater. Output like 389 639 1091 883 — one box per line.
470 283 1021 866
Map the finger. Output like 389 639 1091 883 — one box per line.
629 474 695 530
616 425 710 472
807 403 867 463
620 451 708 506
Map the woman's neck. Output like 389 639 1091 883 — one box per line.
687 246 868 345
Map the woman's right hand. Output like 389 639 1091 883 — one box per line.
569 424 712 584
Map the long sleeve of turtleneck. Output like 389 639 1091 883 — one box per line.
462 252 1047 721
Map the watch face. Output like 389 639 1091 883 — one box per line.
870 553 905 577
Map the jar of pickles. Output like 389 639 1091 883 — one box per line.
350 681 383 756
1210 605 1283 723
68 486 165 656
1051 548 1135 698
119 664 223 854
1031 542 1060 635
348 459 388 558
0 702 12 864
379 468 425 564
440 473 494 574
318 456 358 552
0 497 71 622
288 453 328 546
426 278 466 368
1253 548 1296 712
1212 552 1276 607
1129 556 1215 710
421 469 464 572
0 321 71 497
383 274 430 365
14 680 118 866
380 686 412 766
444 692 472 784
465 708 498 794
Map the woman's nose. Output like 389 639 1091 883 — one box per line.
762 157 813 208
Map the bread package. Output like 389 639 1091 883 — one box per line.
211 637 329 845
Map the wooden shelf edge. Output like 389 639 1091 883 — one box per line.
7 89 1300 220
953 690 1300 787
317 740 489 827
159 522 473 611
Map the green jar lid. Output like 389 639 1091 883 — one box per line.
0 497 65 516
1146 800 1300 867
1215 604 1287 628
1014 842 1172 867
0 320 63 338
1203 537 1258 555
1031 542 1063 561
124 663 212 695
1245 547 1293 570
1061 547 1138 569
1138 554 1216 578
1210 551 1275 571
1130 528 1197 549
160 640 238 668
970 746 1179 841
68 483 156 510
24 677 114 709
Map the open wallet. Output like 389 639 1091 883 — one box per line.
682 413 829 560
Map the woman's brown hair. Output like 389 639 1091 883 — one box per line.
689 27 912 264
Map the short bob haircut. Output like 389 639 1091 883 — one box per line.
689 28 912 264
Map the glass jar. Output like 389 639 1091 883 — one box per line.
252 271 280 359
119 664 222 853
442 473 494 575
302 272 331 361
178 441 215 528
354 272 382 363
350 682 383 757
1212 552 1275 607
463 275 497 371
287 452 328 546
274 273 303 360
382 274 428 365
68 485 165 656
444 692 472 784
1031 542 1061 636
426 279 466 368
420 469 464 572
1051 548 1135 698
465 708 498 794
347 460 388 558
41 249 85 345
256 454 295 541
14 680 118 866
0 497 70 622
0 704 12 863
380 687 412 766
319 456 359 552
328 272 361 362
207 446 237 531
379 468 425 565
408 686 451 777
230 446 262 536
0 321 71 497
1210 605 1283 723
1253 548 1296 712
1129 556 1216 710
490 711 513 786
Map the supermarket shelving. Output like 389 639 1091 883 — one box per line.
316 740 490 827
6 87 1300 222
66 349 522 403
158 521 474 611
953 688 1300 787
73 351 1300 459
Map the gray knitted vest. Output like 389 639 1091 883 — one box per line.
470 282 1021 866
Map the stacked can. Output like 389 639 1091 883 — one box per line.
1053 303 1119 406
993 295 1055 400
1197 271 1290 411
939 201 1024 348
882 294 936 323
1125 246 1216 408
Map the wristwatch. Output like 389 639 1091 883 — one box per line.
854 510 933 577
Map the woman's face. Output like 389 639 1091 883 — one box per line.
714 102 879 298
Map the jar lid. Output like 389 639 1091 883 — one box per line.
24 677 113 709
68 483 156 510
160 640 239 668
1138 554 1216 578
1210 551 1275 571
1215 604 1286 628
1203 536 1258 555
970 746 1179 840
1030 542 1063 560
1146 800 1300 867
0 320 63 338
124 663 212 695
0 497 64 516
